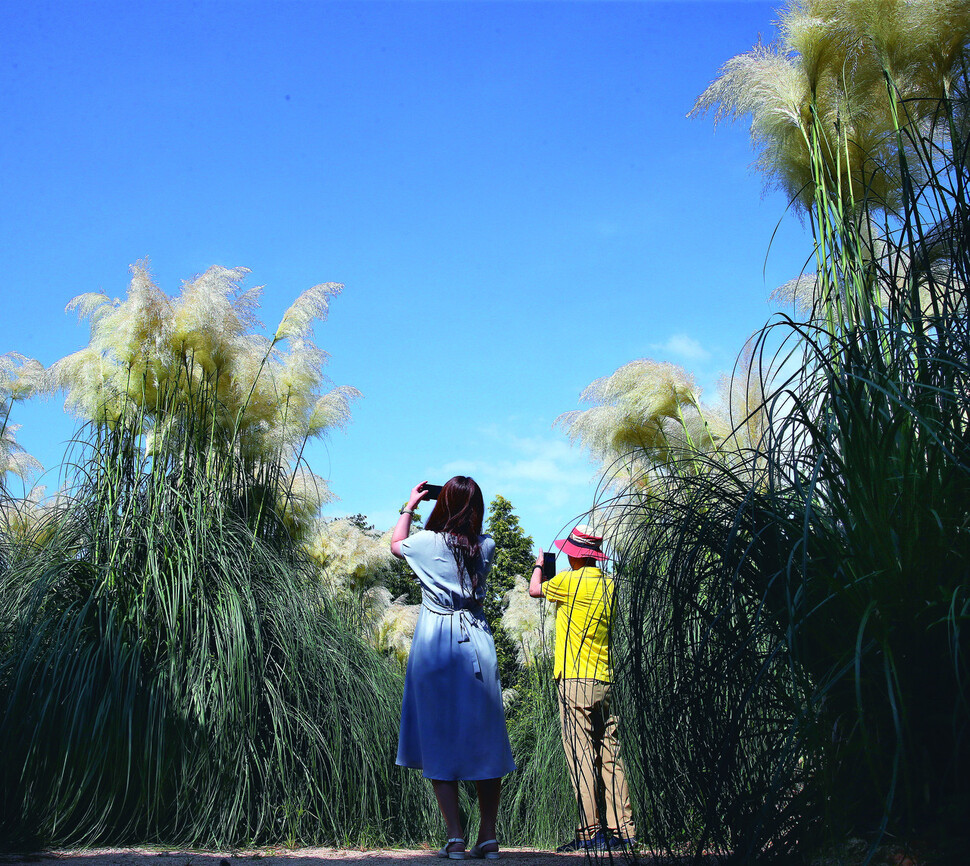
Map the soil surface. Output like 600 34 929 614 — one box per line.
0 843 947 866
0 848 637 866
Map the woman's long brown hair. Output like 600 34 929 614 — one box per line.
424 475 485 592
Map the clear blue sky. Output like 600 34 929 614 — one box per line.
1 0 810 553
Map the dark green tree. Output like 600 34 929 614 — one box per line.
484 495 535 692
383 509 424 605
384 555 422 605
345 513 374 532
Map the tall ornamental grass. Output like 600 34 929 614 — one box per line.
564 2 970 860
0 265 439 848
498 657 574 849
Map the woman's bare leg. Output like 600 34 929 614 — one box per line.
474 778 501 851
431 779 465 853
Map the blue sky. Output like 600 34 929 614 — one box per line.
1 0 810 553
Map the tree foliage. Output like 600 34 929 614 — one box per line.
486 495 535 593
485 495 535 691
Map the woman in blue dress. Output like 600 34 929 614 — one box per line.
390 476 516 860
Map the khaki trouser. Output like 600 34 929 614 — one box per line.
558 677 635 839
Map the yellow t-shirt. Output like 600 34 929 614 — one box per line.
544 567 613 681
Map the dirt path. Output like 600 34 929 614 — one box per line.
0 848 603 866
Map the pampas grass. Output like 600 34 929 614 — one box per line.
498 656 574 848
368 586 422 665
500 575 555 669
0 354 43 492
0 265 441 849
580 3 970 861
306 518 397 593
45 262 360 503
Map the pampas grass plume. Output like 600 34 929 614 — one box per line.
693 1 970 216
306 517 396 590
374 597 421 665
501 575 554 668
274 283 343 342
557 358 708 475
46 263 358 475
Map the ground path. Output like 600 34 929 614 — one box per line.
0 848 619 866
0 845 928 866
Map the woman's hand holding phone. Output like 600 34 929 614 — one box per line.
420 482 443 500
408 482 431 511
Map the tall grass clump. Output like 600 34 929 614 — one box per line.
562 2 970 860
498 656 575 849
0 264 439 848
560 353 792 861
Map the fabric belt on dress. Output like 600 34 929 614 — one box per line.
422 597 488 676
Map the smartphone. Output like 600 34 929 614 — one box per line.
421 483 443 500
542 551 557 581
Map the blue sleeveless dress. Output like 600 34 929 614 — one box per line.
396 530 516 781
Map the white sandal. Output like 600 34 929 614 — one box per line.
438 838 467 860
469 839 500 860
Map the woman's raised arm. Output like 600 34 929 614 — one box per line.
390 481 431 558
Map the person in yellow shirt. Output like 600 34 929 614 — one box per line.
529 524 636 852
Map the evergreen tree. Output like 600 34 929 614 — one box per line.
345 513 374 532
484 495 535 692
384 554 421 605
383 509 424 605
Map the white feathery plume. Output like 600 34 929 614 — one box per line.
501 575 554 667
0 423 42 488
777 1 844 91
66 292 115 333
46 347 128 423
560 351 772 494
228 334 280 434
771 273 821 317
171 265 257 377
0 355 18 395
308 386 362 436
273 339 327 425
280 468 334 540
557 359 707 479
100 262 173 368
10 357 45 400
1 353 45 401
374 599 421 664
305 517 396 589
4 448 43 482
361 585 393 621
274 283 343 342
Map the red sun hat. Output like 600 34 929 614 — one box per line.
554 524 607 561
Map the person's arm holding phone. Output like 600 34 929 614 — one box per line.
529 549 556 598
391 481 431 558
